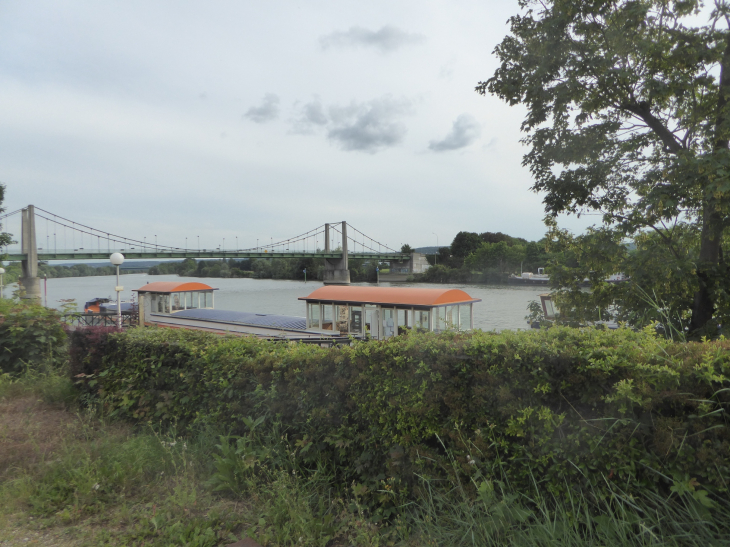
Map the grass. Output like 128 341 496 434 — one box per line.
1 366 729 546
0 368 386 546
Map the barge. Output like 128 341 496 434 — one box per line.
134 281 481 343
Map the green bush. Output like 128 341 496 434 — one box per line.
71 326 730 518
0 299 67 374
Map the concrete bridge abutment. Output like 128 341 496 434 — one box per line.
20 205 41 301
323 222 351 285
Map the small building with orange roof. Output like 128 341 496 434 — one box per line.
299 286 481 339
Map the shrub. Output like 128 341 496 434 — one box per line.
71 326 730 518
0 299 67 374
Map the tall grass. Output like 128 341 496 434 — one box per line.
406 441 730 547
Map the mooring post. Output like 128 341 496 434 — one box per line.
20 205 41 301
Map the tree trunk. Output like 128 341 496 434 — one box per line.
689 207 724 334
689 31 730 335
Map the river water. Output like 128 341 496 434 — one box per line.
5 274 547 331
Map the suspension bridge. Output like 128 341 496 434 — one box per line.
2 205 418 299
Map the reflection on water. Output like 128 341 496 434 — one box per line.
6 274 547 331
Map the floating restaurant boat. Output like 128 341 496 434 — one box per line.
298 285 481 339
134 281 481 343
135 281 347 343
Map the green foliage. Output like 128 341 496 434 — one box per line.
72 326 730 518
37 262 147 278
483 0 730 333
0 183 15 250
0 298 67 374
543 220 730 335
451 231 485 259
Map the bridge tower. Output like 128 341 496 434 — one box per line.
323 221 350 285
20 205 41 301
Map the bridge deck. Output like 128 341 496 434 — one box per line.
6 251 412 261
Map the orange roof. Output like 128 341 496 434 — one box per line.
299 286 480 307
134 281 217 293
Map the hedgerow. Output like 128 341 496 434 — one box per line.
0 298 67 374
71 326 730 517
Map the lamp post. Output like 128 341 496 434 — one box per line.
432 233 438 265
110 253 125 328
0 267 4 298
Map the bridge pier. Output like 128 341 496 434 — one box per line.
20 205 41 301
323 221 350 285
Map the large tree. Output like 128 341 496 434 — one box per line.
482 0 730 334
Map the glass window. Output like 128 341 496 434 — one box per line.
364 307 378 339
460 305 471 331
397 309 408 333
445 305 459 330
322 303 333 331
382 308 395 338
308 303 320 328
349 306 362 333
415 310 429 331
434 307 447 333
337 305 349 334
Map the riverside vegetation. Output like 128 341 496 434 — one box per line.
1 297 730 545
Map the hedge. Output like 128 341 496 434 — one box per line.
0 299 67 374
70 326 730 513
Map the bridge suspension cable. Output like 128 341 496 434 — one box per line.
329 222 397 254
5 206 403 259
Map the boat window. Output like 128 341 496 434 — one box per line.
157 294 170 313
199 291 213 309
397 309 408 332
434 307 448 333
322 303 333 331
459 305 470 331
186 292 197 309
172 293 183 311
382 308 395 338
364 307 379 339
445 305 459 330
414 310 429 331
349 306 362 334
337 305 348 334
308 303 320 329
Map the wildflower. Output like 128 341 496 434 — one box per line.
92 483 100 490
468 457 476 465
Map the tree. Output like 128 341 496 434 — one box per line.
0 184 14 250
400 243 413 254
482 0 730 335
450 231 483 258
465 241 527 274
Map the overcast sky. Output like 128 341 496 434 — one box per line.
0 0 595 252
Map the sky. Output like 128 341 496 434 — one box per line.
0 0 597 253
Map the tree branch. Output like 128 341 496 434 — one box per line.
620 102 685 154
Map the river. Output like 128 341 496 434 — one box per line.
4 274 548 331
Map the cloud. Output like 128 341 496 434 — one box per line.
290 98 328 134
320 26 424 53
243 93 280 123
428 114 481 152
326 97 411 153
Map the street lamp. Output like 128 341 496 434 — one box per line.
432 233 439 265
0 267 4 298
110 253 125 328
